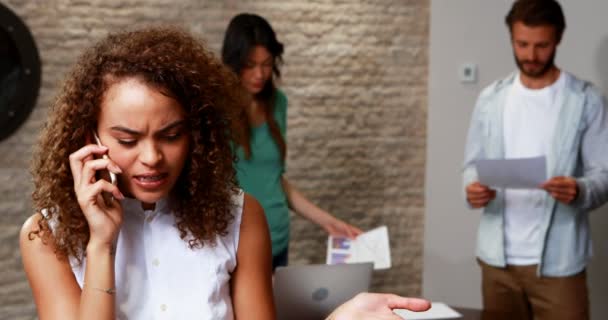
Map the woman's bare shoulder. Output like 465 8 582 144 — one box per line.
19 212 55 254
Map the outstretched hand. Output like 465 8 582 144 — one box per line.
327 293 431 320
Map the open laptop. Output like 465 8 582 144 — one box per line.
273 262 373 320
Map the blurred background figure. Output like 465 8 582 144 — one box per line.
222 13 362 270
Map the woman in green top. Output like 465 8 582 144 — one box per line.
222 13 362 269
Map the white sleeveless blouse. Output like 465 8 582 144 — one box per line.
66 191 244 319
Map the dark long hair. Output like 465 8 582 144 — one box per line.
222 13 286 161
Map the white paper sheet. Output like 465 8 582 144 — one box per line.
475 156 546 189
394 302 462 319
326 226 391 270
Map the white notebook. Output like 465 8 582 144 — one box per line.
394 302 462 319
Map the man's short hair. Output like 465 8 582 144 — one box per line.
505 0 566 42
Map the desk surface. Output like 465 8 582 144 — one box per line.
452 307 511 320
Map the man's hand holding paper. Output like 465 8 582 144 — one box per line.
466 182 496 208
472 156 579 206
541 176 579 204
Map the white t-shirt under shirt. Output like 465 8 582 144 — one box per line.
54 191 244 320
503 71 567 265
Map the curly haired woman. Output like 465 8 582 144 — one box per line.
19 25 430 320
19 26 274 319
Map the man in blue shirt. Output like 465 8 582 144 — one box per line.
463 1 608 319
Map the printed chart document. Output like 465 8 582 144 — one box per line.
475 156 546 189
394 302 462 319
326 225 391 270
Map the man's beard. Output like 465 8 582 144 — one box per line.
514 50 556 78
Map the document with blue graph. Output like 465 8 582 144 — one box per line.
326 225 391 270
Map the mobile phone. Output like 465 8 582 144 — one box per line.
93 131 118 204
93 132 117 185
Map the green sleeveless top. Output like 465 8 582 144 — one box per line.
235 90 289 257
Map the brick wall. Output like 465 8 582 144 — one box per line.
0 1 428 318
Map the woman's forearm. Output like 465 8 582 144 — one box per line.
281 177 363 238
281 177 333 225
78 242 116 320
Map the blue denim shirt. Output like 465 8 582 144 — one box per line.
463 71 608 276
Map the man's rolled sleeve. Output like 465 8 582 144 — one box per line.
462 91 491 206
571 90 608 211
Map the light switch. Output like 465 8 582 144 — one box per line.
459 63 477 83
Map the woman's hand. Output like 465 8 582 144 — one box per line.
322 215 363 239
281 177 363 239
327 293 431 320
69 144 124 247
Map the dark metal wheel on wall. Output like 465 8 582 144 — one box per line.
0 2 41 142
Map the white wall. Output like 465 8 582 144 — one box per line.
424 1 608 319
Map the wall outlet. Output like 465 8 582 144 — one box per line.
459 63 477 83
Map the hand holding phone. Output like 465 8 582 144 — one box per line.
68 133 124 245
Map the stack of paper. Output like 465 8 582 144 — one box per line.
394 302 462 319
326 226 391 270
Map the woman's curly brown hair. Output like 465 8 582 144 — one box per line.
30 26 247 262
